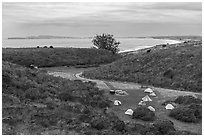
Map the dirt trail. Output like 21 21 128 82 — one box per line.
75 72 202 98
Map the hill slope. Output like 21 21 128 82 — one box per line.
2 48 121 67
83 41 202 92
2 61 127 135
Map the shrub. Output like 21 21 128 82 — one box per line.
108 113 125 132
151 119 176 134
163 68 174 79
92 33 120 54
58 92 76 102
90 116 109 130
174 95 201 105
132 106 155 121
169 105 201 123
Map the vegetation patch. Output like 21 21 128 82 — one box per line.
2 48 121 68
162 95 202 123
169 103 202 123
83 40 202 92
2 61 124 135
174 95 202 105
150 119 176 135
132 106 155 121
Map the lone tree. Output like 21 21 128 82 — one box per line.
92 33 120 54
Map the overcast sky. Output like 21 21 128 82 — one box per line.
2 2 202 38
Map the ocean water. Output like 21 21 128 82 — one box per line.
2 38 181 52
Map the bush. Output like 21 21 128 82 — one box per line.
163 68 174 79
90 116 109 130
151 119 176 134
92 33 120 54
132 106 155 121
174 95 201 105
169 105 201 123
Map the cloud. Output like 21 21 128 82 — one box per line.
2 2 202 37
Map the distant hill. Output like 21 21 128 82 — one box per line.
7 35 92 39
83 40 202 92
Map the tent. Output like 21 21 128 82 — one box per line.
142 95 152 102
115 90 123 92
125 109 134 116
165 104 174 110
144 88 153 93
138 100 146 106
149 92 156 97
115 90 128 96
114 100 122 106
148 106 155 112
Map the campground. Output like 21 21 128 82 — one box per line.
44 66 202 134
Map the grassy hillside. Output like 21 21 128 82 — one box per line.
83 40 202 92
2 48 121 67
2 61 196 135
2 61 126 135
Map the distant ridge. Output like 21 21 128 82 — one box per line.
8 35 93 39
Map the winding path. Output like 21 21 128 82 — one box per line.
75 72 202 98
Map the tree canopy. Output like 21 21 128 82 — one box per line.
92 33 120 54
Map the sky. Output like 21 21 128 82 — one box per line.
2 2 202 38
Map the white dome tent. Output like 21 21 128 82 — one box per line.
125 109 134 116
149 92 156 97
148 106 156 112
138 100 146 106
165 104 174 110
114 100 122 106
142 95 152 102
144 88 153 93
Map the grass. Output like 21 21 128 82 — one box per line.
2 61 127 135
83 40 202 93
2 48 121 68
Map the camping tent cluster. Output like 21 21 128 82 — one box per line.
137 88 156 112
113 88 158 116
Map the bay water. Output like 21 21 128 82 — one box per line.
2 38 181 52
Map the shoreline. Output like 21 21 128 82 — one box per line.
118 39 183 54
